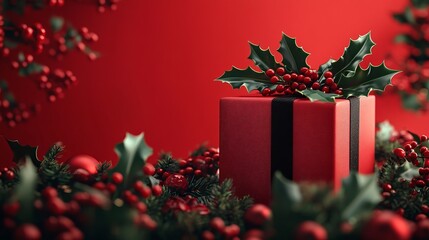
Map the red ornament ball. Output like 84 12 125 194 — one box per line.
295 221 327 240
165 174 189 191
244 204 271 226
361 211 412 240
13 224 41 240
67 155 99 175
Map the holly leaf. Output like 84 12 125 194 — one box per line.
248 42 280 72
216 66 274 92
339 172 381 223
338 63 399 98
272 171 302 206
331 32 375 80
376 121 394 142
297 89 340 103
13 159 38 222
318 59 334 76
400 91 422 111
278 33 310 73
412 0 429 8
51 16 65 33
112 133 153 188
393 7 415 24
408 131 421 144
7 139 41 167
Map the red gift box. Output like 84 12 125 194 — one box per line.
219 95 375 204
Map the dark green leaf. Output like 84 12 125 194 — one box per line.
272 171 302 206
278 33 310 72
339 172 381 222
18 62 44 76
318 59 334 76
412 0 429 8
376 121 394 142
51 16 65 33
331 32 375 80
400 91 422 111
7 139 41 167
216 66 274 92
248 42 279 71
395 34 416 44
112 133 153 188
297 89 340 103
408 131 421 144
338 63 399 98
14 159 37 222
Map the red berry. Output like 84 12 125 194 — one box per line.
404 144 412 151
415 219 429 240
291 82 299 89
310 72 319 80
298 84 306 91
295 221 327 240
224 224 240 238
244 204 272 226
276 67 286 76
291 73 298 79
265 69 275 77
106 183 117 194
111 172 123 185
324 71 333 78
138 214 157 230
42 186 58 199
210 217 225 232
3 202 20 216
422 147 429 154
270 76 279 83
139 185 152 198
411 141 418 148
394 148 406 158
325 78 334 85
297 74 304 82
136 202 147 213
361 211 411 240
421 135 428 142
312 82 320 90
143 163 156 176
321 86 330 93
13 224 41 240
409 151 418 160
285 88 294 95
261 88 271 96
416 180 426 187
47 198 67 215
5 170 15 180
303 77 312 84
93 182 106 191
335 89 343 95
300 67 309 74
330 83 338 91
152 185 163 196
417 214 427 221
276 84 285 93
201 230 215 240
283 74 291 81
382 183 392 192
422 205 429 213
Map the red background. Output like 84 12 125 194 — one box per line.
0 0 420 165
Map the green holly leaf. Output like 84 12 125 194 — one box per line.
338 63 398 98
376 121 394 142
112 133 153 188
331 32 375 80
278 33 310 73
408 131 421 144
318 59 334 76
412 0 429 8
7 139 41 167
51 16 65 33
339 172 381 222
216 66 274 92
272 171 302 206
393 7 415 24
400 91 422 111
297 89 340 103
13 159 38 222
248 42 280 72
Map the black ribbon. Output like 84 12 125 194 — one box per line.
271 97 360 180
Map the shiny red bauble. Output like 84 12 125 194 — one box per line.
244 204 272 226
67 155 100 175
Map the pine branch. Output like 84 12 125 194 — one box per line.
155 154 180 175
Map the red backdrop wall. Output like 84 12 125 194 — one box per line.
0 0 419 166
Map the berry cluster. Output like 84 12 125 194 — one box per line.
393 134 428 166
49 26 99 61
389 129 414 145
0 85 37 127
177 147 219 178
0 167 16 183
18 23 46 53
97 0 119 12
162 196 209 215
0 15 10 57
260 67 343 96
48 0 65 7
38 68 77 102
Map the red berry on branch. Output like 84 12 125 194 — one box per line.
244 204 271 226
136 202 147 213
276 84 285 93
312 82 320 90
42 186 58 199
416 180 426 187
297 74 304 82
224 224 240 238
404 144 412 151
298 84 306 91
210 217 225 232
276 67 286 76
143 163 156 176
325 78 334 85
303 77 312 84
409 151 418 160
270 76 279 83
152 185 163 196
310 72 319 80
111 172 123 184
330 83 338 91
300 67 309 74
5 170 15 180
283 74 291 81
382 183 392 192
321 86 330 93
411 141 418 148
324 71 333 78
165 174 188 191
394 148 406 158
13 224 41 240
265 69 275 77
262 88 271 96
291 73 298 79
295 221 327 240
421 135 428 142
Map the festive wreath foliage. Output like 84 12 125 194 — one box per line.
216 33 399 103
0 124 429 239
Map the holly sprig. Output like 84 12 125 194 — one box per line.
216 32 399 102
